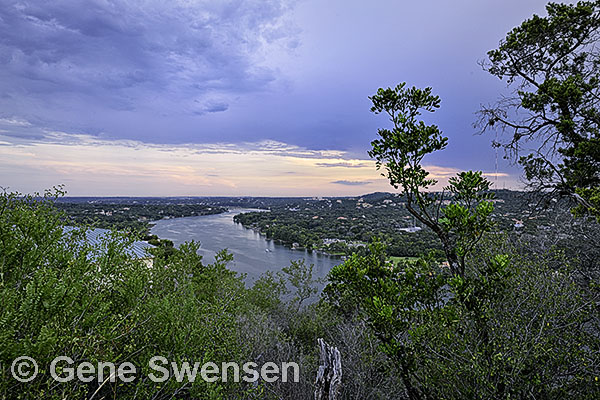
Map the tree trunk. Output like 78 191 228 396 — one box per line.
314 338 342 400
444 247 463 277
405 200 464 277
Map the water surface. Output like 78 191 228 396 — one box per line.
151 209 341 282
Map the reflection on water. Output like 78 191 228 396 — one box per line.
151 209 342 282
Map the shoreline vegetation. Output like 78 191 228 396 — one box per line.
54 190 583 267
55 189 580 260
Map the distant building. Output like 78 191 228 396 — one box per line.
348 241 366 248
514 220 524 229
399 226 422 233
322 238 346 246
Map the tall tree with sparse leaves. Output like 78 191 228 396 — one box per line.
368 83 495 277
480 1 600 220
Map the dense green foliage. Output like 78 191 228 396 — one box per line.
0 190 299 398
233 194 446 258
326 238 600 399
3 186 600 399
316 76 600 399
321 78 600 399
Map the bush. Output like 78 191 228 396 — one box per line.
325 237 600 399
0 190 279 398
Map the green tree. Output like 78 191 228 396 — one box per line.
0 189 279 399
480 1 600 219
325 244 446 399
368 83 495 276
325 237 600 399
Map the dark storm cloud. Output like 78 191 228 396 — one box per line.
0 0 297 137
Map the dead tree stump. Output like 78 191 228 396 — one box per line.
314 338 342 400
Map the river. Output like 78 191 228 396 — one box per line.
150 208 342 282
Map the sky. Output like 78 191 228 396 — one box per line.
0 0 561 196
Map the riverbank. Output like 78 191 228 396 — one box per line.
150 210 342 282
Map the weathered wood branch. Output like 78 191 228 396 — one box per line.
314 338 342 400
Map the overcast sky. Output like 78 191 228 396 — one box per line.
0 0 559 196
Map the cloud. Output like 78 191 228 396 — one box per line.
0 0 299 134
316 162 370 168
331 180 373 186
196 101 230 114
0 118 32 127
0 0 534 180
0 130 521 196
0 132 383 195
483 172 509 178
